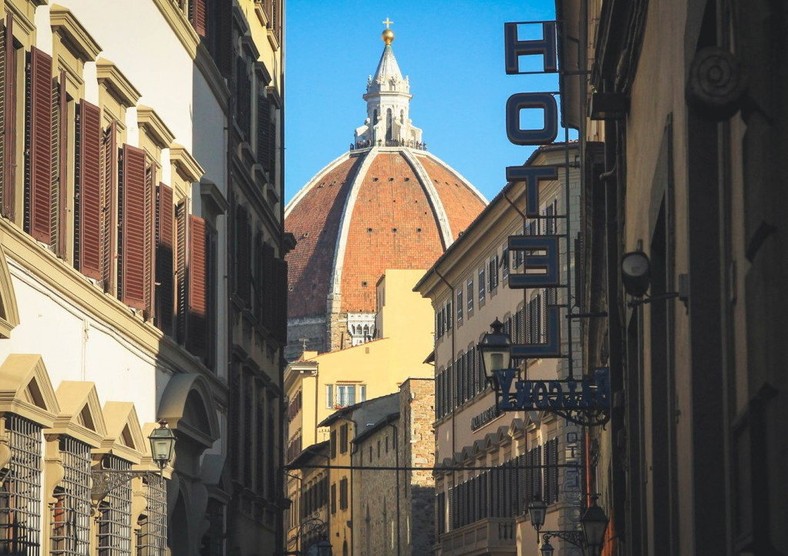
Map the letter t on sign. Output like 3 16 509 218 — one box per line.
505 165 558 217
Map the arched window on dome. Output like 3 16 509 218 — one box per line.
363 324 369 340
400 109 404 124
386 108 393 142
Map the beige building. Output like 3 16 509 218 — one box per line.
286 440 330 555
415 145 583 555
0 0 286 554
285 269 434 456
550 0 788 553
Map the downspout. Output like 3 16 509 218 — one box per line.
389 422 401 555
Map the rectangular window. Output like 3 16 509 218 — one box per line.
325 384 333 409
456 289 463 325
331 483 337 514
339 423 348 454
328 384 364 408
489 255 499 291
446 300 452 330
330 430 336 459
478 268 486 305
339 478 348 510
466 279 474 316
502 248 509 281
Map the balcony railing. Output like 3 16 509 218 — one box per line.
438 517 517 556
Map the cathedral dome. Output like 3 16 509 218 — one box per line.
285 27 486 356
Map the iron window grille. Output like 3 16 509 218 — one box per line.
0 415 43 555
135 473 167 556
96 455 132 556
51 436 91 555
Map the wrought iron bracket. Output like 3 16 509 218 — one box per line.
493 367 611 426
91 469 161 502
543 530 585 548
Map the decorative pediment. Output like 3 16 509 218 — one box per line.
50 5 102 62
157 373 219 449
50 381 107 448
0 354 59 426
98 401 145 464
0 243 20 338
137 106 175 149
170 144 205 184
96 59 141 108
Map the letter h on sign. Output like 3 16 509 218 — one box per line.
504 23 559 147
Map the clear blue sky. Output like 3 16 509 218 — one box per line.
284 0 559 205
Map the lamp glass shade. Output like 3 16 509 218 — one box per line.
148 422 176 468
528 497 547 531
540 540 555 556
478 319 511 380
316 539 332 556
621 251 651 297
580 501 609 549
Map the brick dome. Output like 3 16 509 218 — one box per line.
284 29 487 357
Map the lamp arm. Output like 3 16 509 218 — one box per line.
542 530 585 548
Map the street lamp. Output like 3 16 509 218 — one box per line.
91 420 177 501
149 420 176 469
528 495 609 556
580 497 609 555
315 538 332 556
478 319 511 387
527 495 547 532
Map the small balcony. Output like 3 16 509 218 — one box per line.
438 517 517 556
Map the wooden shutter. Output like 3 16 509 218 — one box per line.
235 205 251 305
143 162 156 317
26 46 53 244
189 0 207 38
175 202 188 343
155 183 174 334
0 15 16 220
100 122 117 291
52 71 67 256
187 215 207 356
118 144 147 310
256 93 270 166
75 100 102 280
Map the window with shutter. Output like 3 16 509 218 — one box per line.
118 144 147 310
51 71 68 256
234 205 251 305
155 184 174 334
74 100 102 280
143 161 156 317
25 46 53 244
256 92 271 168
0 15 17 220
175 202 188 344
188 0 207 37
187 215 208 358
100 122 117 292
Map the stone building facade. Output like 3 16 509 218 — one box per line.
351 378 436 556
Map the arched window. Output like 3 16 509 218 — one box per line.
386 108 393 141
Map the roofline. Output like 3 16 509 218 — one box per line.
317 392 399 428
287 440 330 469
352 411 400 445
413 143 577 294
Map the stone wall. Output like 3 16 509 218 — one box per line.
399 378 435 555
352 422 400 555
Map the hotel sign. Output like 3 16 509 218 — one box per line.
497 21 610 426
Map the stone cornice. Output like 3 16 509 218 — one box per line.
151 0 199 58
170 144 205 183
49 4 102 62
96 59 141 107
137 105 175 149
